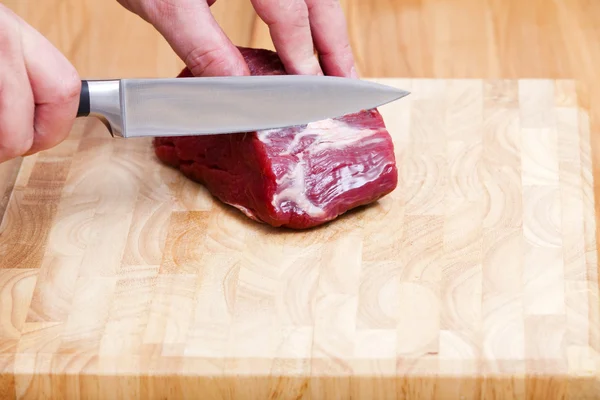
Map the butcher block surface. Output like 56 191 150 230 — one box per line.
1 78 599 399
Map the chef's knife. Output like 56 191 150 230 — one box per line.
76 75 410 138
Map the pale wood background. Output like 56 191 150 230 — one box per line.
1 1 600 399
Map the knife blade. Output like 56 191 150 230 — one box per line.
75 76 410 138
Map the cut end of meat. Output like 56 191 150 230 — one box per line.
152 47 398 230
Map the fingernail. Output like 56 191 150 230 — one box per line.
310 60 324 76
350 66 359 79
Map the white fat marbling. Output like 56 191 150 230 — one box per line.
262 118 389 218
271 154 327 218
257 118 383 155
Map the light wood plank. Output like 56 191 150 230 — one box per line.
1 0 600 398
0 77 595 399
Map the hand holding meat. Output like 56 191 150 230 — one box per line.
0 4 80 164
117 0 358 78
0 0 357 165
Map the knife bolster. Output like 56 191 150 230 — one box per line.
81 80 124 138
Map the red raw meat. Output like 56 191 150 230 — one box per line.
153 47 398 229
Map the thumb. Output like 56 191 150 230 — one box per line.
143 1 249 77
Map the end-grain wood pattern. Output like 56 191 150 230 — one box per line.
0 79 598 399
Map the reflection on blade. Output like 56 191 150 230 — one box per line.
120 75 410 138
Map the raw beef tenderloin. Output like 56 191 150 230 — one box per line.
153 47 398 229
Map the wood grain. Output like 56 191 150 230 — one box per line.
0 78 597 399
1 0 600 398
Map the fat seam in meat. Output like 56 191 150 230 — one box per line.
153 47 398 229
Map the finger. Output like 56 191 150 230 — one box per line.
304 0 357 78
250 0 322 75
0 5 34 163
17 15 81 156
142 0 249 77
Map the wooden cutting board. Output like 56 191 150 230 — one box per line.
1 78 599 399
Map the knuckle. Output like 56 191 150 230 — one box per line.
55 67 81 104
17 134 34 157
185 46 229 76
307 0 340 11
0 131 33 160
286 0 309 21
145 0 199 20
0 113 28 161
135 0 176 22
150 0 177 17
273 0 309 29
0 86 34 160
260 0 309 26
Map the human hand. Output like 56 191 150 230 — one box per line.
117 0 357 78
0 4 81 163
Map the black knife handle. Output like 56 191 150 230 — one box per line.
77 80 90 117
